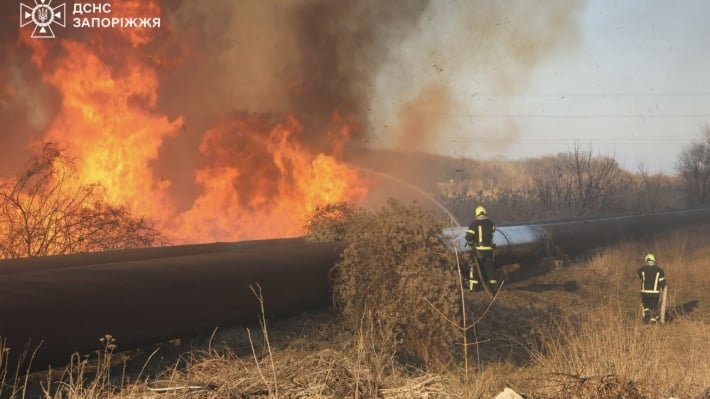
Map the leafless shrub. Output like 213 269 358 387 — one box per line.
309 199 461 373
528 144 628 217
676 125 710 205
0 143 163 259
628 163 675 213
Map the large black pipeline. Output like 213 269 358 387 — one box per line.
0 238 345 372
2 208 710 372
443 207 710 265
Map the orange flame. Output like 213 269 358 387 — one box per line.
173 114 367 242
18 2 368 244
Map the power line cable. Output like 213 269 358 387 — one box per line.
420 112 710 119
449 91 710 98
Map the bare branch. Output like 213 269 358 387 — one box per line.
0 143 164 259
676 125 710 205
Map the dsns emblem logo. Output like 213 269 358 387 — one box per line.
20 0 66 39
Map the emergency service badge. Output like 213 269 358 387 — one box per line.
20 0 66 39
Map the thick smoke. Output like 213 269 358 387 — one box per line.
145 0 432 205
368 0 588 154
158 0 587 199
0 0 588 216
157 0 430 149
354 0 588 205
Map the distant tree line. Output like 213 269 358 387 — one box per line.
676 125 710 206
441 126 710 224
528 143 626 217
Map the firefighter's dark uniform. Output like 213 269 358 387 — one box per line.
465 213 496 291
637 259 666 323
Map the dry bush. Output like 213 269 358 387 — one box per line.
0 143 163 259
304 202 356 242
309 199 461 372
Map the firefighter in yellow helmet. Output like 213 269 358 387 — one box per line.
464 205 497 291
637 253 667 323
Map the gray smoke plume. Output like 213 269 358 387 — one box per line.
367 0 588 154
0 0 588 212
158 0 431 150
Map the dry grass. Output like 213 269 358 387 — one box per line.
3 226 710 399
530 308 710 398
526 226 710 398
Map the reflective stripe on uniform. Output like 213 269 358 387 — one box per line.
475 246 493 250
641 270 664 293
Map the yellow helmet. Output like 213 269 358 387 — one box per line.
475 205 487 217
644 253 656 264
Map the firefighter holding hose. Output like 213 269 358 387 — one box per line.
465 205 497 292
637 253 667 323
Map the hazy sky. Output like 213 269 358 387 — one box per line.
507 0 710 173
499 0 709 173
369 0 710 174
